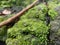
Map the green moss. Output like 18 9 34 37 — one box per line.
48 9 58 20
21 3 47 21
0 0 35 8
6 19 49 45
48 1 60 20
1 0 60 45
6 3 49 45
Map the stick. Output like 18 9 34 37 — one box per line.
0 0 38 27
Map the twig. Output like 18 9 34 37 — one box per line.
0 0 39 27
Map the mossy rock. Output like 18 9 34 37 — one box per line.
6 19 49 45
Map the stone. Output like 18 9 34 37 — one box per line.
50 5 60 45
50 20 60 32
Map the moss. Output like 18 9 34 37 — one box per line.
6 3 49 45
1 0 60 45
6 19 49 45
21 3 47 21
48 9 58 20
48 1 60 20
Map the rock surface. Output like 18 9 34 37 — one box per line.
50 5 60 45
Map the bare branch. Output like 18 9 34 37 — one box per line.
0 0 38 27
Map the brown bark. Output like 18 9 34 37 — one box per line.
0 0 39 27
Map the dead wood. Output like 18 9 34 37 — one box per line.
0 0 39 27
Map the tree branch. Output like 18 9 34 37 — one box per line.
0 0 39 27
